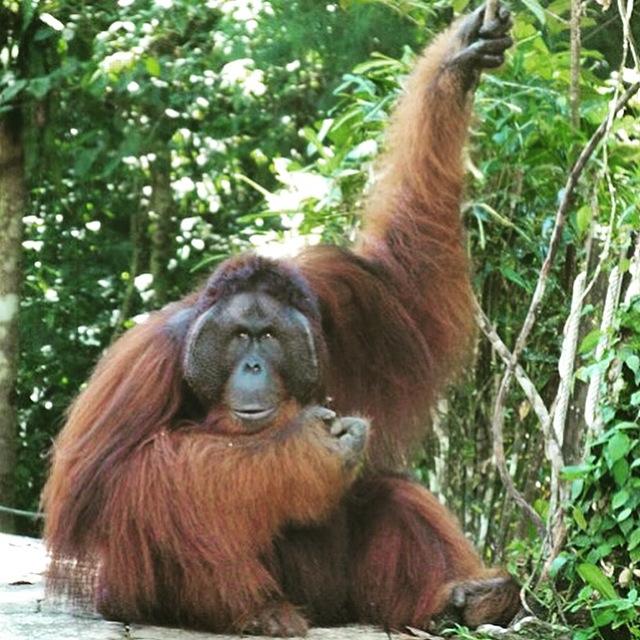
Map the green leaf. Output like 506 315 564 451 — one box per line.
612 489 629 510
576 205 592 237
579 329 602 354
0 79 27 105
301 126 332 160
73 147 101 177
593 543 612 560
26 76 52 100
562 463 592 480
571 478 584 500
613 421 639 431
520 0 546 24
613 459 630 486
452 0 471 12
500 265 531 291
145 56 161 77
549 554 568 577
607 533 624 548
593 608 616 627
629 529 640 551
513 20 537 39
20 0 36 35
534 497 549 520
624 353 640 375
620 517 635 536
577 563 618 599
616 507 632 522
573 505 587 530
547 0 570 15
607 432 631 466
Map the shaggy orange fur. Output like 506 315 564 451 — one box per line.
43 10 520 635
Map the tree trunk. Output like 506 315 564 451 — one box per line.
112 205 148 340
149 150 173 307
0 120 25 533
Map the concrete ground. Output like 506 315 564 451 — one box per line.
0 533 417 640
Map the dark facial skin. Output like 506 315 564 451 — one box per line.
184 292 320 431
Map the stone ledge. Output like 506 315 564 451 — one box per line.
0 533 412 640
0 533 571 640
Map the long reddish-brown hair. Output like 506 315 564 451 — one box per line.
40 12 517 634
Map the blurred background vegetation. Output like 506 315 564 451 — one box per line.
0 0 639 637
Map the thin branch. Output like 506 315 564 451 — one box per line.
494 429 546 536
483 0 500 26
475 302 547 537
617 0 640 71
0 503 44 520
475 299 550 430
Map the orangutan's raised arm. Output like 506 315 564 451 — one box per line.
295 6 512 465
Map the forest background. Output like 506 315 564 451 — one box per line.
0 0 639 638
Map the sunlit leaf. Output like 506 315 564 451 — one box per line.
607 432 631 466
573 505 587 530
579 329 602 354
577 563 618 600
520 0 546 24
145 57 161 77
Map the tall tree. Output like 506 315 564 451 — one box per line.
0 0 47 531
149 149 174 307
0 117 25 532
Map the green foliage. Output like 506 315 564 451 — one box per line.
3 1 639 637
558 297 640 638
